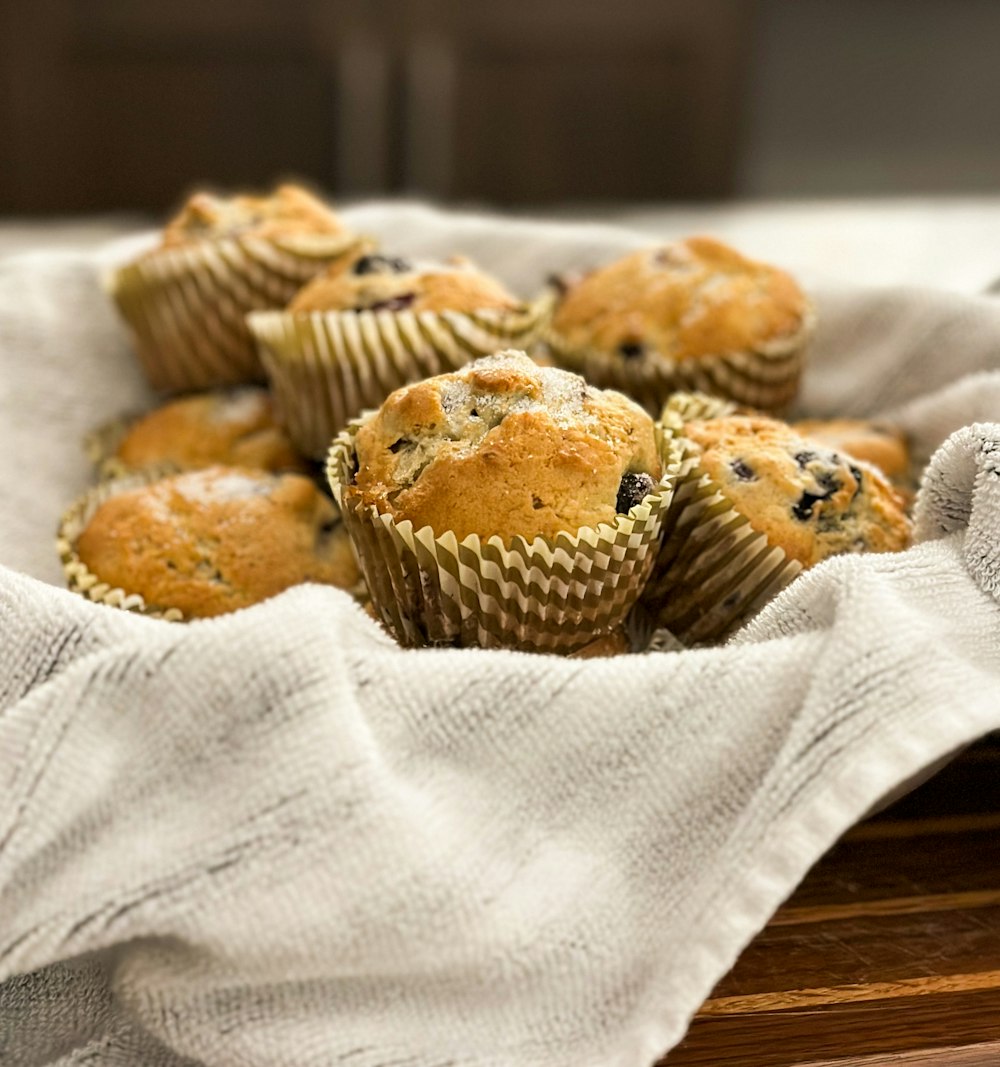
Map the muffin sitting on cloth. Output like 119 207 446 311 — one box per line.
544 238 813 414
88 387 308 480
637 394 913 646
327 350 682 653
250 252 549 459
106 183 365 393
60 466 359 619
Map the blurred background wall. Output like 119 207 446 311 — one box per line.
2 0 999 215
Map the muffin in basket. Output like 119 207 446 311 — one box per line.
60 466 360 620
249 252 551 459
88 386 309 480
544 238 813 415
637 394 913 646
106 183 367 393
326 350 682 653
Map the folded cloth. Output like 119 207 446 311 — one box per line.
1 204 999 1067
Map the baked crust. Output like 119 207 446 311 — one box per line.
346 350 662 542
684 414 912 567
77 466 358 617
792 417 910 482
288 254 518 314
550 238 808 363
115 388 308 474
159 184 345 249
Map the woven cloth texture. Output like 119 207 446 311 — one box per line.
1 203 999 1067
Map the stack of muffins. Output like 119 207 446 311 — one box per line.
60 183 914 651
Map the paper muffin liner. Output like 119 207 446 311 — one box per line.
105 231 368 393
325 415 683 653
83 413 139 481
633 392 804 647
249 294 555 460
59 465 368 620
58 466 187 621
542 302 815 417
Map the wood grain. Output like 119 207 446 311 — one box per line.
661 735 1000 1066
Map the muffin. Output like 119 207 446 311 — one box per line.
683 415 913 567
792 417 910 484
349 350 661 541
327 351 682 653
288 253 519 314
158 184 347 249
62 466 359 619
106 183 366 393
637 395 913 645
90 387 308 479
545 238 813 414
249 253 549 460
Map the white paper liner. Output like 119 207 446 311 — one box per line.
325 415 683 653
634 392 804 646
58 466 187 621
543 303 815 416
250 295 555 460
105 232 368 392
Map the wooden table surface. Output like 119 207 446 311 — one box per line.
662 734 1000 1066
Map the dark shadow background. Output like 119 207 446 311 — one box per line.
2 0 1000 215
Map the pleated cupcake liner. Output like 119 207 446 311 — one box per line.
105 231 369 393
542 304 815 417
249 294 555 460
57 466 187 621
82 413 139 482
325 415 683 654
634 392 804 646
59 465 369 620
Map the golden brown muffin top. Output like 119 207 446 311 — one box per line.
77 466 359 617
792 417 910 482
550 238 809 363
115 387 308 474
346 350 662 542
288 253 519 315
684 414 912 568
159 184 345 248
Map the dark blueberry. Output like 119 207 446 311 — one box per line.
849 465 864 499
794 450 817 468
366 293 417 313
730 458 757 481
532 495 545 510
352 254 412 276
616 471 656 514
619 340 645 360
388 438 411 454
792 474 840 521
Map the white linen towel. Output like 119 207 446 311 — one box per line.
1 204 999 1067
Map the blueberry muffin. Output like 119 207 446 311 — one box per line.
546 238 812 413
683 414 912 567
108 185 365 393
792 417 910 483
157 183 346 250
347 350 662 542
288 252 519 315
73 466 359 618
103 387 308 476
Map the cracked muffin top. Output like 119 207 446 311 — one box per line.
288 252 519 315
345 350 662 542
683 414 912 568
550 238 809 363
113 387 308 475
76 467 359 617
792 417 910 483
158 184 346 249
